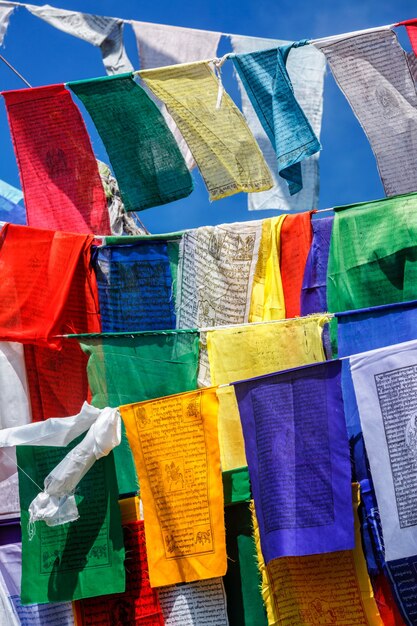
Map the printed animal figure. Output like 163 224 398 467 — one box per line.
45 148 68 177
165 462 184 490
165 533 178 554
405 414 417 458
309 598 337 623
195 529 211 546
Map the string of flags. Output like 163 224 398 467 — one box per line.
1 3 417 626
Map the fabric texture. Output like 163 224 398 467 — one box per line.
249 216 286 322
224 502 267 626
231 35 325 211
279 211 313 317
140 62 273 201
0 224 100 348
253 487 383 625
121 388 226 587
17 439 125 604
0 3 15 45
26 5 133 74
301 216 333 315
234 360 353 564
315 29 417 197
91 240 176 333
207 315 329 470
327 193 417 315
69 74 193 212
24 342 90 423
97 161 144 237
2 84 110 234
74 520 164 625
78 330 199 497
232 44 321 195
0 342 31 522
132 20 221 169
350 339 417 562
0 542 74 625
336 301 417 625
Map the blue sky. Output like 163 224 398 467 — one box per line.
0 0 416 233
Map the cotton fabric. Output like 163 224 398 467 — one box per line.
234 360 353 563
231 35 325 211
249 216 286 322
0 224 100 348
69 74 193 212
2 85 110 234
232 45 321 195
121 388 226 587
279 211 313 317
207 315 329 470
132 20 221 169
91 240 176 333
140 62 273 201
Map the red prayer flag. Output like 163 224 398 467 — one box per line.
372 573 407 626
2 84 110 234
396 19 417 57
280 211 313 318
24 342 90 422
0 224 100 348
74 520 164 625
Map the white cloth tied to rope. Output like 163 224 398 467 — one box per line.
0 402 121 527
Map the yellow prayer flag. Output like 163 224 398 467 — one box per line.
207 315 330 470
140 62 273 201
252 486 382 626
120 388 226 587
249 216 287 323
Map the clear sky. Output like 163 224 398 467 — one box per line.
0 0 416 233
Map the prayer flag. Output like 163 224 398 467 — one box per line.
0 542 75 625
2 85 110 234
78 330 199 499
140 62 273 201
91 240 176 333
0 225 100 348
327 193 417 315
231 36 325 212
315 29 417 197
207 315 329 470
132 20 221 169
253 487 383 625
26 5 133 75
121 388 226 586
279 211 313 317
74 519 164 625
234 360 353 563
159 579 229 625
69 74 193 212
301 216 333 315
232 44 321 195
224 501 267 626
350 339 417 561
249 216 286 323
17 439 125 603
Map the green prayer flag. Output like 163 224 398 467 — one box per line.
224 502 267 626
76 330 200 495
68 74 193 212
327 192 417 314
17 441 125 604
222 466 251 505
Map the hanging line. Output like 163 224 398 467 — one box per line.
0 53 31 87
1 447 43 492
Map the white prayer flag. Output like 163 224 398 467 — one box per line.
350 338 417 561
